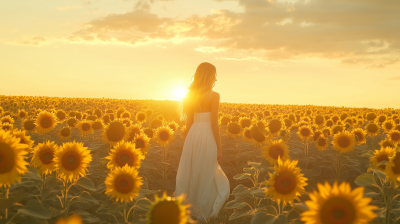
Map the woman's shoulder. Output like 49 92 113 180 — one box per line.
211 91 220 99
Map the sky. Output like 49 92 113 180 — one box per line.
1 0 399 109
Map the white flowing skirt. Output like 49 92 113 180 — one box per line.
175 112 230 222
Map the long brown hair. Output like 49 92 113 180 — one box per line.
180 62 217 120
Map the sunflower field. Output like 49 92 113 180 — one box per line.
0 95 400 224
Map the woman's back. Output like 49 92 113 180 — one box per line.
194 90 213 114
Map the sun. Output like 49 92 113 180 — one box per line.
175 87 187 100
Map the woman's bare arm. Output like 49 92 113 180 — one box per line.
211 92 222 163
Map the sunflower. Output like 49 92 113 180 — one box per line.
122 118 132 127
0 115 14 125
332 131 355 154
67 117 78 128
151 119 163 129
76 120 94 136
325 119 334 127
300 181 378 224
136 111 146 123
168 121 179 132
238 117 252 128
133 134 150 155
242 127 253 142
322 127 331 137
249 125 268 146
0 130 29 186
267 118 285 137
366 112 377 122
226 122 242 139
297 126 314 141
313 130 323 142
126 124 143 142
377 114 387 123
54 141 92 182
314 115 325 128
58 127 72 140
383 120 395 133
387 130 400 144
315 135 329 151
17 110 27 119
105 164 143 203
284 118 293 129
35 111 58 134
265 158 307 206
56 110 67 122
351 128 367 145
219 115 231 126
180 125 187 139
256 120 267 132
1 123 13 132
155 126 174 146
105 141 144 170
31 141 59 175
379 138 396 149
12 129 34 151
365 122 380 138
144 128 154 139
331 125 344 136
262 139 290 165
370 146 395 171
56 215 83 224
92 119 104 130
147 191 190 224
102 119 128 145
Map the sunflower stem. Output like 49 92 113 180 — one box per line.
163 145 167 188
41 173 46 190
124 207 127 223
278 200 284 215
335 153 342 181
1 186 8 219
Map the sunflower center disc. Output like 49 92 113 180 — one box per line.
301 129 310 136
281 179 291 188
61 128 71 136
135 140 144 148
0 143 16 174
121 154 130 163
44 153 53 162
368 125 378 133
332 209 346 220
41 118 51 128
120 180 128 187
339 137 350 148
82 123 90 131
20 138 26 144
393 133 400 141
160 132 169 141
355 133 363 141
67 156 76 166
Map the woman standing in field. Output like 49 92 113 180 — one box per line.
176 62 230 222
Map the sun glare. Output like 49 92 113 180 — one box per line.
175 87 187 100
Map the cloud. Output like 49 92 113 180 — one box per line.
66 0 400 68
7 36 47 46
195 46 227 53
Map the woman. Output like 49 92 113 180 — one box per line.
176 62 230 222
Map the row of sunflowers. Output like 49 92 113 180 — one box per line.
0 95 400 223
